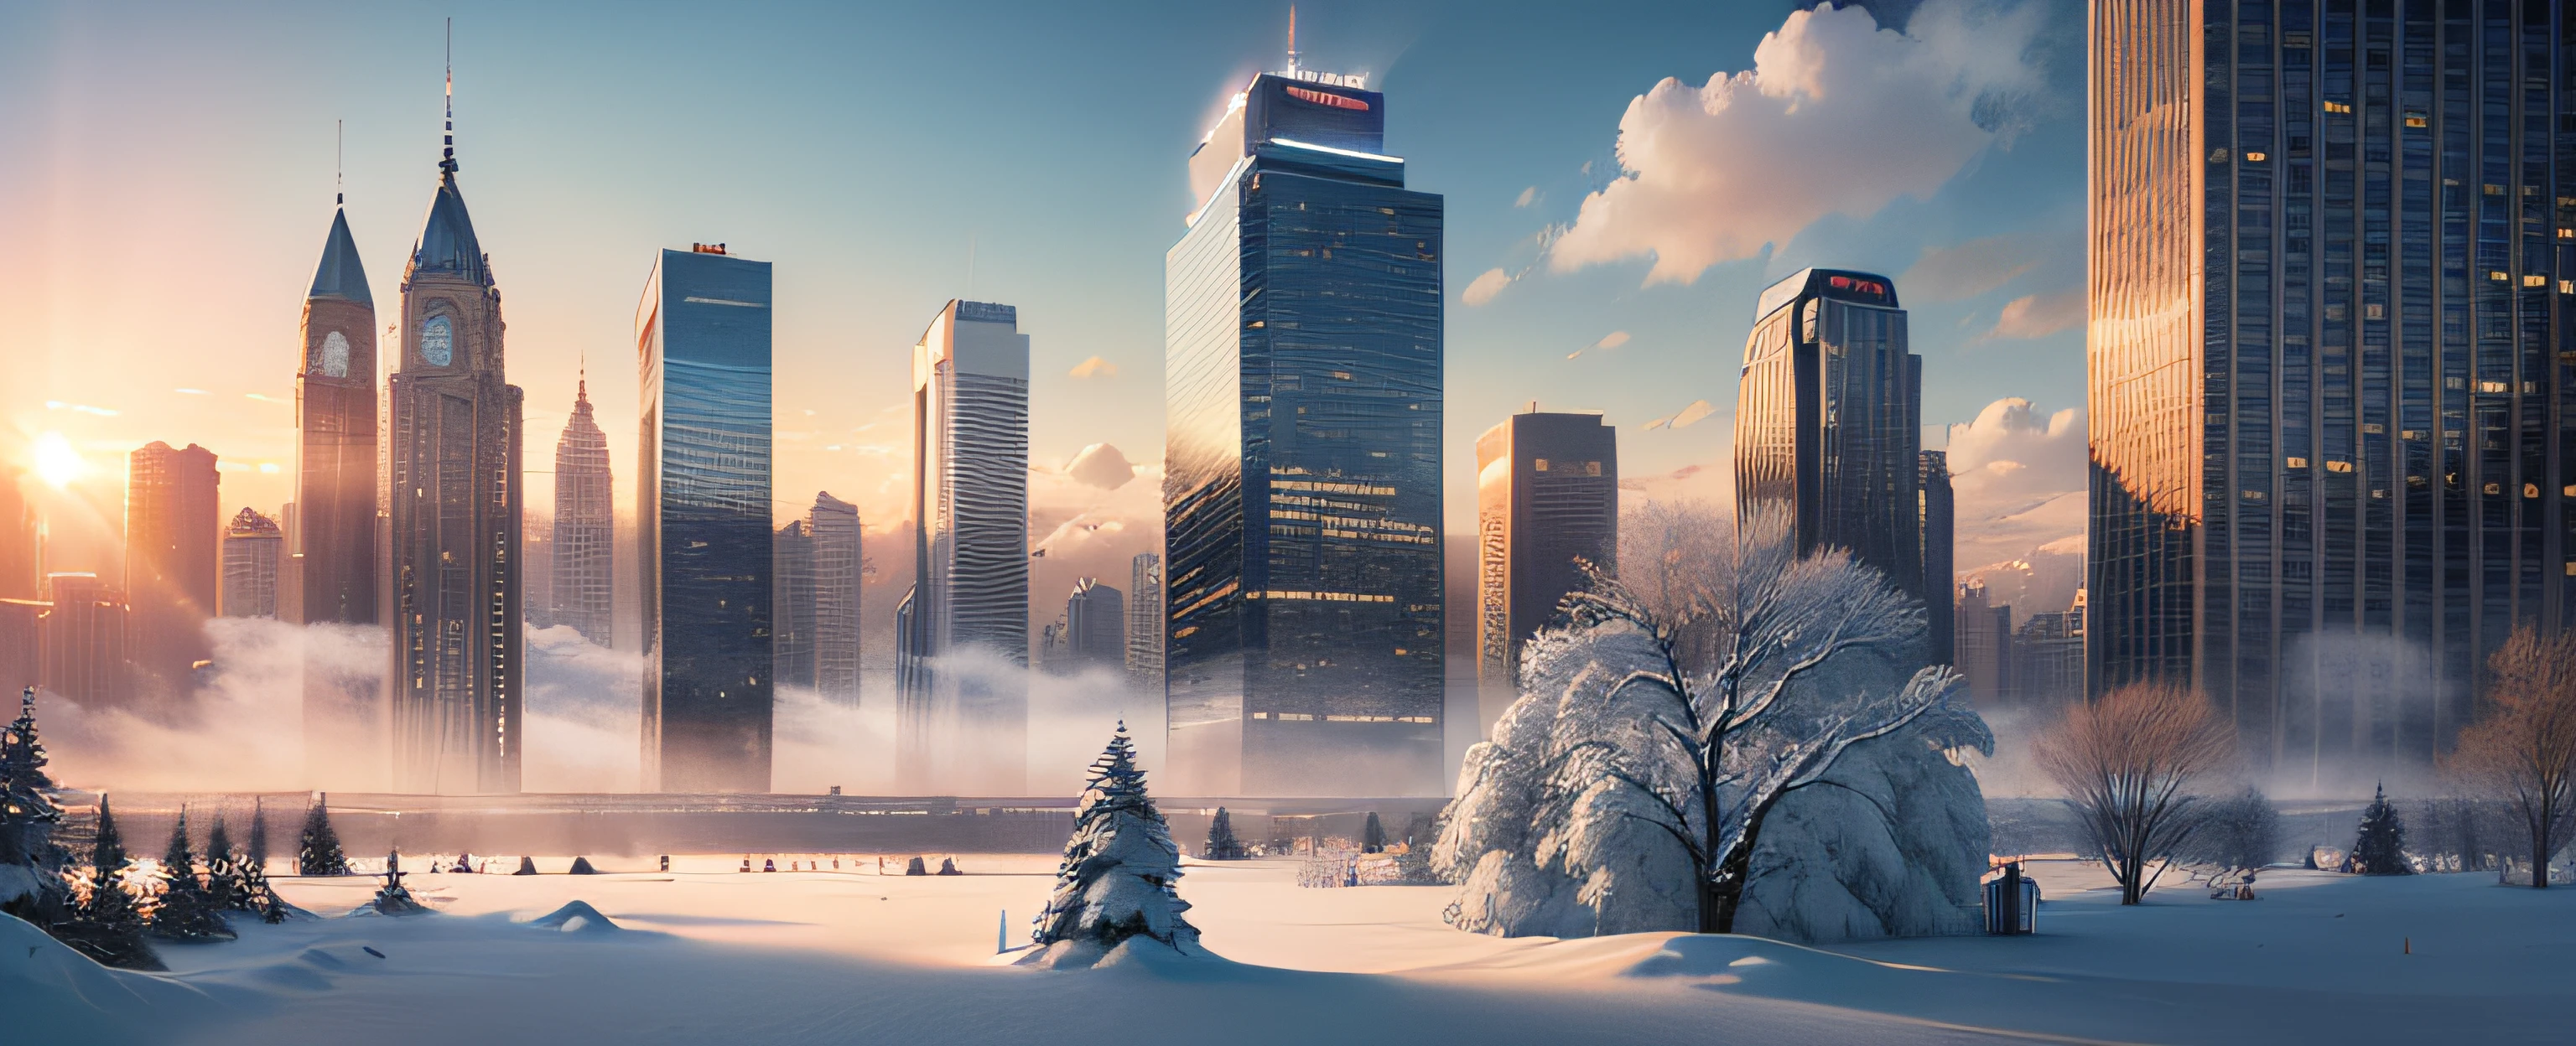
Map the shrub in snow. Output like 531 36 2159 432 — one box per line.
1203 807 1246 860
365 851 431 916
569 857 598 875
937 857 962 875
1363 812 1387 853
1026 724 1202 964
2352 784 2414 876
1434 508 1991 940
904 857 927 876
297 795 349 876
2187 788 2283 874
2038 681 2235 904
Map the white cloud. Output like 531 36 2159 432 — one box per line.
1514 186 1537 208
1549 0 2045 285
1566 330 1632 360
1982 289 2084 340
1900 233 2053 302
1068 355 1119 379
1462 267 1513 307
1646 398 1716 430
1062 442 1135 489
1942 397 2083 567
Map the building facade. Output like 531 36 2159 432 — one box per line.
2090 0 2576 778
1126 551 1164 695
221 507 283 619
126 441 218 707
289 205 378 629
897 299 1030 794
639 246 775 794
809 492 862 707
551 380 614 646
1474 409 1618 729
1735 269 1927 602
38 572 125 710
384 105 525 795
1164 67 1446 797
1063 577 1125 674
1921 450 1956 665
1954 578 2012 709
772 518 815 689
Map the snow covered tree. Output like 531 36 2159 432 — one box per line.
2038 681 2235 904
245 798 269 875
1028 724 1199 959
2352 784 2414 876
90 794 127 874
44 791 160 967
201 812 238 911
1436 505 1988 936
2454 624 2576 888
1203 807 1245 860
150 806 232 941
0 687 70 924
297 795 349 876
366 850 429 916
1363 812 1386 853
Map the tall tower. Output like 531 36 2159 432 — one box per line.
773 517 816 688
1164 60 1446 797
384 73 525 795
1125 551 1164 696
808 491 862 706
550 380 613 646
126 441 219 707
2090 0 2576 782
638 245 775 794
290 205 378 628
1063 577 1125 674
1474 410 1618 732
897 299 1030 795
1919 450 1955 665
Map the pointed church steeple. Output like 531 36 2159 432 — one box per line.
309 208 373 305
409 35 489 287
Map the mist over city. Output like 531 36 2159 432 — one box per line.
3 2 2571 1043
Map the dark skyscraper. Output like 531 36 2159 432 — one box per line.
1063 577 1125 674
639 245 774 794
126 441 218 706
1474 409 1618 730
1920 450 1955 665
2090 1 2576 780
221 507 283 619
290 205 378 629
386 84 525 795
551 380 614 646
1165 63 1445 797
772 518 815 689
1734 268 1924 604
808 492 861 707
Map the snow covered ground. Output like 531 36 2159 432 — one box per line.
9 856 2565 1043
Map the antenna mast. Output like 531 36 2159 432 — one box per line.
440 18 457 174
1286 7 1299 75
335 119 344 205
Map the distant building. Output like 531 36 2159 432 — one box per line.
521 523 553 629
773 519 815 689
1062 577 1124 675
126 441 219 706
0 598 44 696
1125 552 1163 695
639 244 776 794
289 201 377 629
1163 64 1446 797
1735 269 1926 608
897 299 1030 795
0 464 34 602
1474 409 1618 732
1919 451 1955 665
551 380 614 646
808 492 862 707
1953 579 2012 709
2013 600 2085 709
220 508 283 619
39 572 125 709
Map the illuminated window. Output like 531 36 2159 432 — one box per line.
2326 460 2353 474
2244 151 2267 163
2491 271 2511 282
2287 456 2309 469
2527 274 2548 287
2323 101 2352 113
2405 114 2428 127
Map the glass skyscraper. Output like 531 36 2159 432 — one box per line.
551 380 614 647
1164 66 1445 798
2092 0 2576 782
1733 269 1929 605
1474 409 1618 732
638 245 774 794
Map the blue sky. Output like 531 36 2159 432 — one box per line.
2 0 2089 572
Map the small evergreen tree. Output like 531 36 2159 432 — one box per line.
0 687 70 924
297 795 349 876
151 806 232 941
1362 811 1387 853
160 807 196 890
52 866 160 970
201 812 238 911
1203 807 1245 860
245 798 269 875
2353 783 2415 876
366 850 429 916
1029 724 1198 957
91 794 127 874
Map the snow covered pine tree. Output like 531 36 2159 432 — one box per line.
1024 724 1202 966
298 795 350 876
2353 784 2415 876
52 794 158 969
152 806 234 941
1203 807 1246 860
0 687 70 924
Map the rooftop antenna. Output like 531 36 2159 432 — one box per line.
439 18 457 175
335 119 344 205
1285 6 1299 75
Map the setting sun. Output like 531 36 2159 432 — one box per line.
33 430 83 488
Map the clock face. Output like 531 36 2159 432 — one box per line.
420 315 454 367
320 330 351 378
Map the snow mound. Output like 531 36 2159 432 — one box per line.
0 913 211 1038
524 900 621 934
1013 935 1224 973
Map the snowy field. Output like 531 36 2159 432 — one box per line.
10 856 2568 1044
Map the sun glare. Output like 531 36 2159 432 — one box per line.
34 432 83 488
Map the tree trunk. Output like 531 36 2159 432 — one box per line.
1707 787 1789 934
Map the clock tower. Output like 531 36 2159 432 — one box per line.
383 74 524 795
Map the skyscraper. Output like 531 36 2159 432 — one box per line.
550 380 613 646
772 518 815 689
221 508 283 619
1920 450 1955 665
639 244 775 794
126 441 218 706
897 299 1029 795
385 84 525 795
1734 268 1925 603
289 203 377 629
1062 577 1125 675
2090 1 2576 777
1953 579 2012 709
1164 62 1446 797
1474 409 1618 730
1125 551 1164 695
808 491 861 706
39 572 125 709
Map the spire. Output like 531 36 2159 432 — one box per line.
410 19 490 287
1285 7 1299 75
439 18 456 176
309 207 373 305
